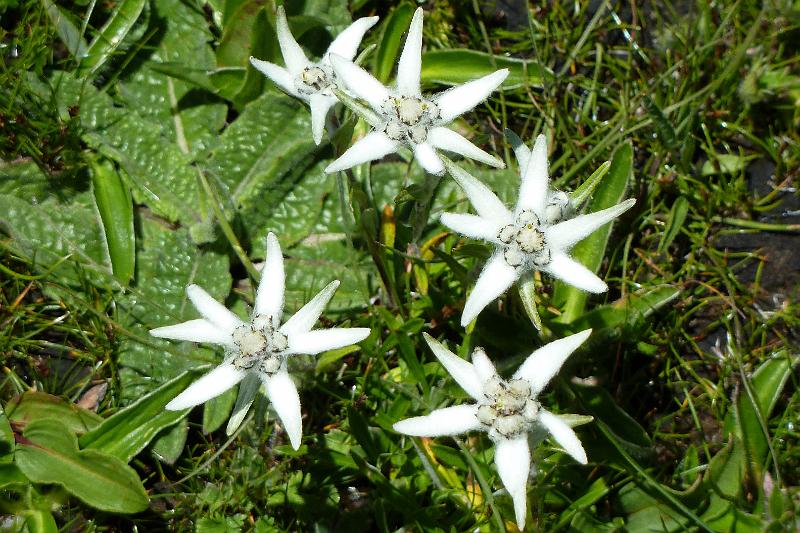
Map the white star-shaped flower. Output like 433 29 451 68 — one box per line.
249 7 379 145
150 233 370 450
393 330 591 531
324 7 508 176
442 134 636 326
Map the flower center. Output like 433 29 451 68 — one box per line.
296 65 334 95
476 376 539 440
497 209 551 269
381 96 439 144
231 316 288 375
544 191 572 225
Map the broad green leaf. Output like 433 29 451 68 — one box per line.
0 405 13 464
701 153 755 176
203 388 237 434
16 419 148 513
723 353 795 474
572 383 653 462
373 2 415 83
567 286 681 337
20 510 58 533
556 478 610 530
643 96 678 150
77 0 146 76
90 156 135 284
79 371 196 462
284 239 369 313
0 163 114 286
145 61 217 92
40 0 87 57
5 392 103 435
151 418 189 465
114 217 230 398
206 94 317 224
117 0 226 156
196 516 245 533
316 345 361 373
658 196 689 252
553 143 634 322
617 482 690 533
0 463 28 489
421 50 552 89
701 437 763 532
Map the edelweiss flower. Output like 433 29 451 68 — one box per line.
150 233 370 450
442 134 636 326
393 330 591 530
250 7 379 145
324 8 507 176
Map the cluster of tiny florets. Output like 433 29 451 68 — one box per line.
381 96 440 144
230 316 287 375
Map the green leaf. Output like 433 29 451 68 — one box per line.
117 0 226 157
0 163 114 285
0 463 28 489
203 388 237 434
658 196 689 252
1 405 14 464
20 510 58 533
567 286 681 338
40 0 87 58
16 419 148 514
723 354 796 473
77 0 147 76
553 142 634 322
421 50 552 89
701 153 755 176
206 94 317 226
372 2 415 83
571 382 653 461
115 217 230 398
151 418 189 465
78 371 196 462
701 437 763 532
90 156 135 284
5 392 103 435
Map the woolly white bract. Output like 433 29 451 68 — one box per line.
150 233 370 450
250 7 378 145
393 330 591 530
324 8 508 176
441 133 636 326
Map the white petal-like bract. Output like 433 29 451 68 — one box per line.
325 131 398 173
275 6 310 74
263 370 303 450
393 404 481 437
547 198 636 251
423 334 483 401
443 158 511 223
149 319 233 346
539 409 588 464
428 127 504 169
329 54 390 109
440 213 502 242
434 69 509 123
248 58 300 98
280 280 340 337
494 436 531 530
254 232 285 323
513 329 592 394
516 134 549 217
542 253 607 293
461 253 519 326
186 284 243 333
396 7 423 96
412 142 445 175
166 363 247 411
326 16 380 61
288 328 371 356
